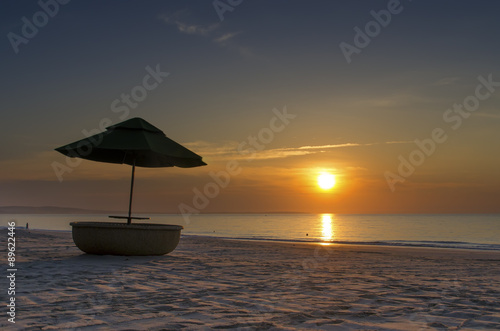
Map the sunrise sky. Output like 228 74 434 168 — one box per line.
1 0 500 214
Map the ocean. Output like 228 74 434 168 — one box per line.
1 213 499 251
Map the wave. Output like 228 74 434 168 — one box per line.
183 235 500 251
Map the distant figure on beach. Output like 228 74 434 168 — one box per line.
26 222 29 230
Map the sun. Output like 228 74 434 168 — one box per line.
317 172 336 190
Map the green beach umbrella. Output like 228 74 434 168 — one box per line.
55 117 206 224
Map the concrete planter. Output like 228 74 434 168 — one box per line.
70 222 183 256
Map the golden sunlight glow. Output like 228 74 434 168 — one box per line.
317 172 336 190
321 214 333 241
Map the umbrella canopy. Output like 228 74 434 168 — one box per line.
55 117 206 224
56 117 206 168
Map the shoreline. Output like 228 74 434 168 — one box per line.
2 229 500 329
6 227 500 252
204 235 500 252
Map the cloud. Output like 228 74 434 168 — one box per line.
249 141 412 161
178 23 219 36
159 12 219 36
473 112 500 119
286 140 411 151
182 140 238 158
159 11 255 58
184 140 413 162
214 31 241 44
433 77 460 86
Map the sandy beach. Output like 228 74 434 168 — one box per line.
2 229 500 330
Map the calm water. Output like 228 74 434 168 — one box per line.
1 214 500 251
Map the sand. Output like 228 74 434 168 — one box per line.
1 228 500 330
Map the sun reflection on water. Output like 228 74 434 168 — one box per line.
321 214 334 242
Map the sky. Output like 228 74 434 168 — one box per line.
1 0 500 214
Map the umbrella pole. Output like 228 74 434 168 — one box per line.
127 159 136 225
